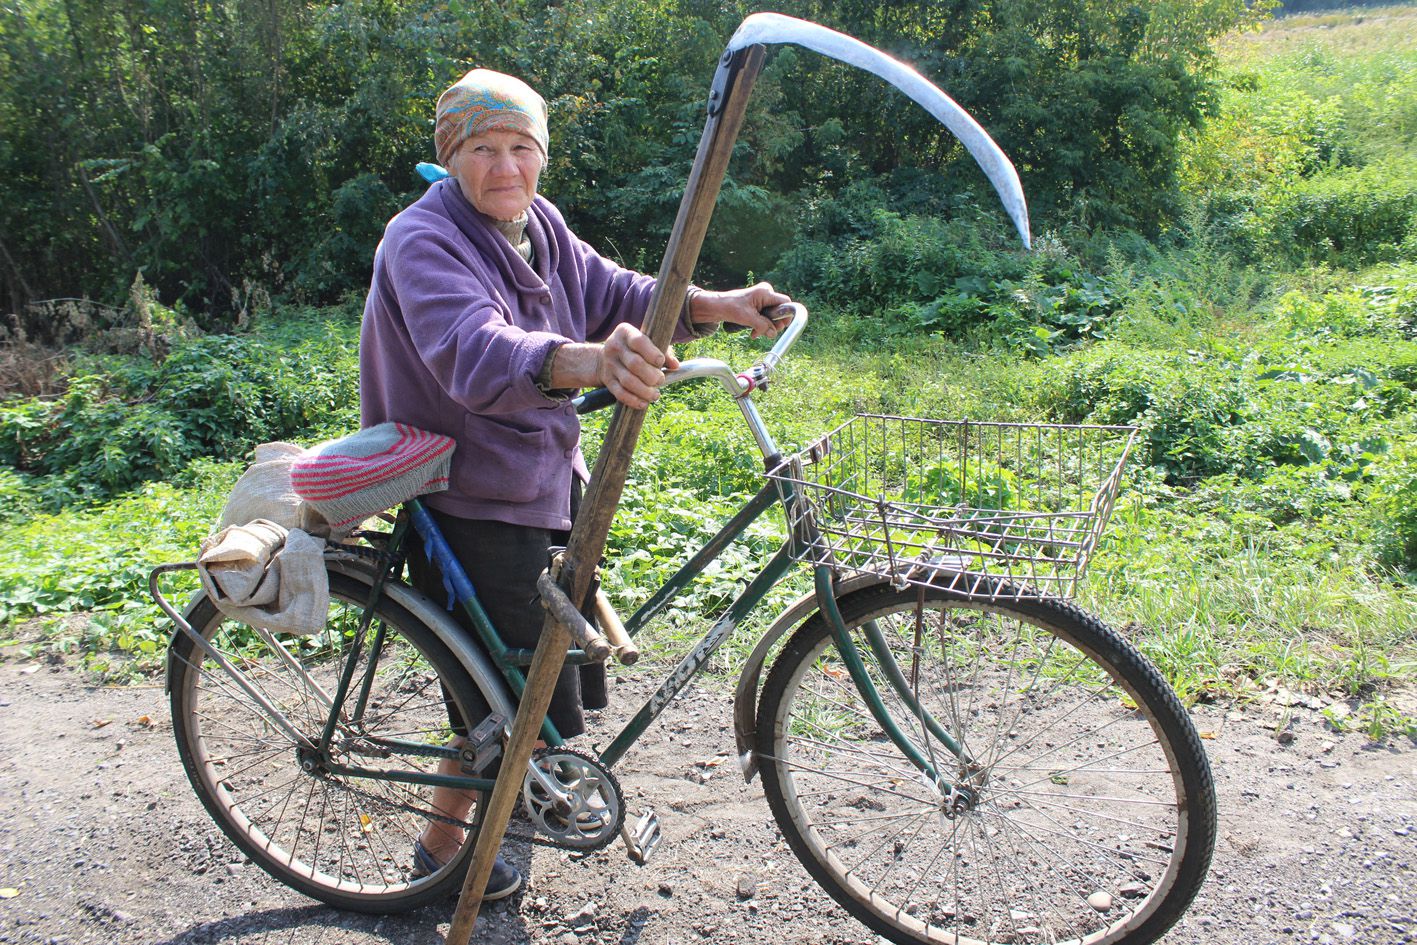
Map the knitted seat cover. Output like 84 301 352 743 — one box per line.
290 422 455 532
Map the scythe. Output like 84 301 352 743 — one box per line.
722 12 1030 248
446 16 1031 941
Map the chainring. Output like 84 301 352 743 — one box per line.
521 747 625 852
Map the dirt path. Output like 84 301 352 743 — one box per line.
0 652 1412 945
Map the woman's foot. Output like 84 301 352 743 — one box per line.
410 839 523 900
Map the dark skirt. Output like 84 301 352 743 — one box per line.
406 497 608 741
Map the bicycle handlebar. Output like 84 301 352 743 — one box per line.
575 302 808 415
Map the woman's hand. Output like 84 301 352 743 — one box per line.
690 282 792 338
598 323 680 409
551 324 679 410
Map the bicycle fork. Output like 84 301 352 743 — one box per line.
812 566 983 816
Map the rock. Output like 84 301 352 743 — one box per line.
558 934 578 945
565 901 597 925
1277 729 1297 745
1332 923 1356 940
1087 892 1113 912
658 882 673 897
1118 882 1148 899
736 874 757 900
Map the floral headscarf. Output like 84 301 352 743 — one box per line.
434 69 549 167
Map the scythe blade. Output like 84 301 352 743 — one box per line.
722 12 1031 248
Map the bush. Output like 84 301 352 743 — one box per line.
770 184 1121 352
1037 278 1417 488
0 308 361 509
1372 432 1417 575
1270 162 1417 266
1039 349 1253 481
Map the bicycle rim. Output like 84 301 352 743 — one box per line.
756 583 1216 945
169 572 488 912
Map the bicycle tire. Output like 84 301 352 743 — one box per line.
169 570 490 912
755 581 1216 945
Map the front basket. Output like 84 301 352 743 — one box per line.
767 414 1138 601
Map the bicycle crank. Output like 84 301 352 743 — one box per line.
521 748 625 851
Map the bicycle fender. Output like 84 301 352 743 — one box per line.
325 559 520 728
162 558 520 730
732 572 889 782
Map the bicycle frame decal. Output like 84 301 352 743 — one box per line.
600 543 797 768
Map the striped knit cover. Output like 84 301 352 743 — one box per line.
290 422 454 531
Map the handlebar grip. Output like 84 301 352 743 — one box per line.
573 387 618 415
721 303 795 333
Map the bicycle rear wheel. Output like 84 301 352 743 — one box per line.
169 570 489 912
755 581 1216 945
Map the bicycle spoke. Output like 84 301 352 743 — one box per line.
171 575 493 907
764 752 937 805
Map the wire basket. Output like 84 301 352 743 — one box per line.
768 414 1138 601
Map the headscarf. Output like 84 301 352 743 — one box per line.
434 69 549 167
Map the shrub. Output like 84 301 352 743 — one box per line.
1037 349 1253 481
770 185 1121 352
0 309 361 509
1270 161 1417 266
1371 432 1417 575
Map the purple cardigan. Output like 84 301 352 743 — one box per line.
360 179 697 529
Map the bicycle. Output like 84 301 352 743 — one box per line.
150 302 1217 945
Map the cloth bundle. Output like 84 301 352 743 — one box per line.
196 423 455 634
290 422 454 535
198 520 329 634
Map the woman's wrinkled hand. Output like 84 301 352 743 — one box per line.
596 323 679 409
690 282 792 338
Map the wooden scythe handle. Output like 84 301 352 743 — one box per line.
445 43 768 944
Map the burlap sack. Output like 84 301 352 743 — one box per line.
219 442 330 535
197 520 329 634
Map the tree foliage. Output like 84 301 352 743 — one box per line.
1 0 1264 322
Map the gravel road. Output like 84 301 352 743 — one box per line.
0 650 1411 945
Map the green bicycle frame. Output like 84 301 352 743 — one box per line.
330 480 970 795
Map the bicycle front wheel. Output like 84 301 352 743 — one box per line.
756 582 1216 945
169 570 490 912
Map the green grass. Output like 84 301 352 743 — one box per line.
0 459 238 676
4 265 1414 730
1222 6 1417 63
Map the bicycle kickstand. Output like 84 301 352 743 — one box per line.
621 809 662 865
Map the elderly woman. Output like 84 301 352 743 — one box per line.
359 69 790 897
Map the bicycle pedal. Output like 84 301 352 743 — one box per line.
459 713 506 774
621 809 662 865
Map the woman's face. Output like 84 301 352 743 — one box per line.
450 129 544 221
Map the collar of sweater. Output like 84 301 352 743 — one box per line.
437 181 553 290
490 214 532 263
